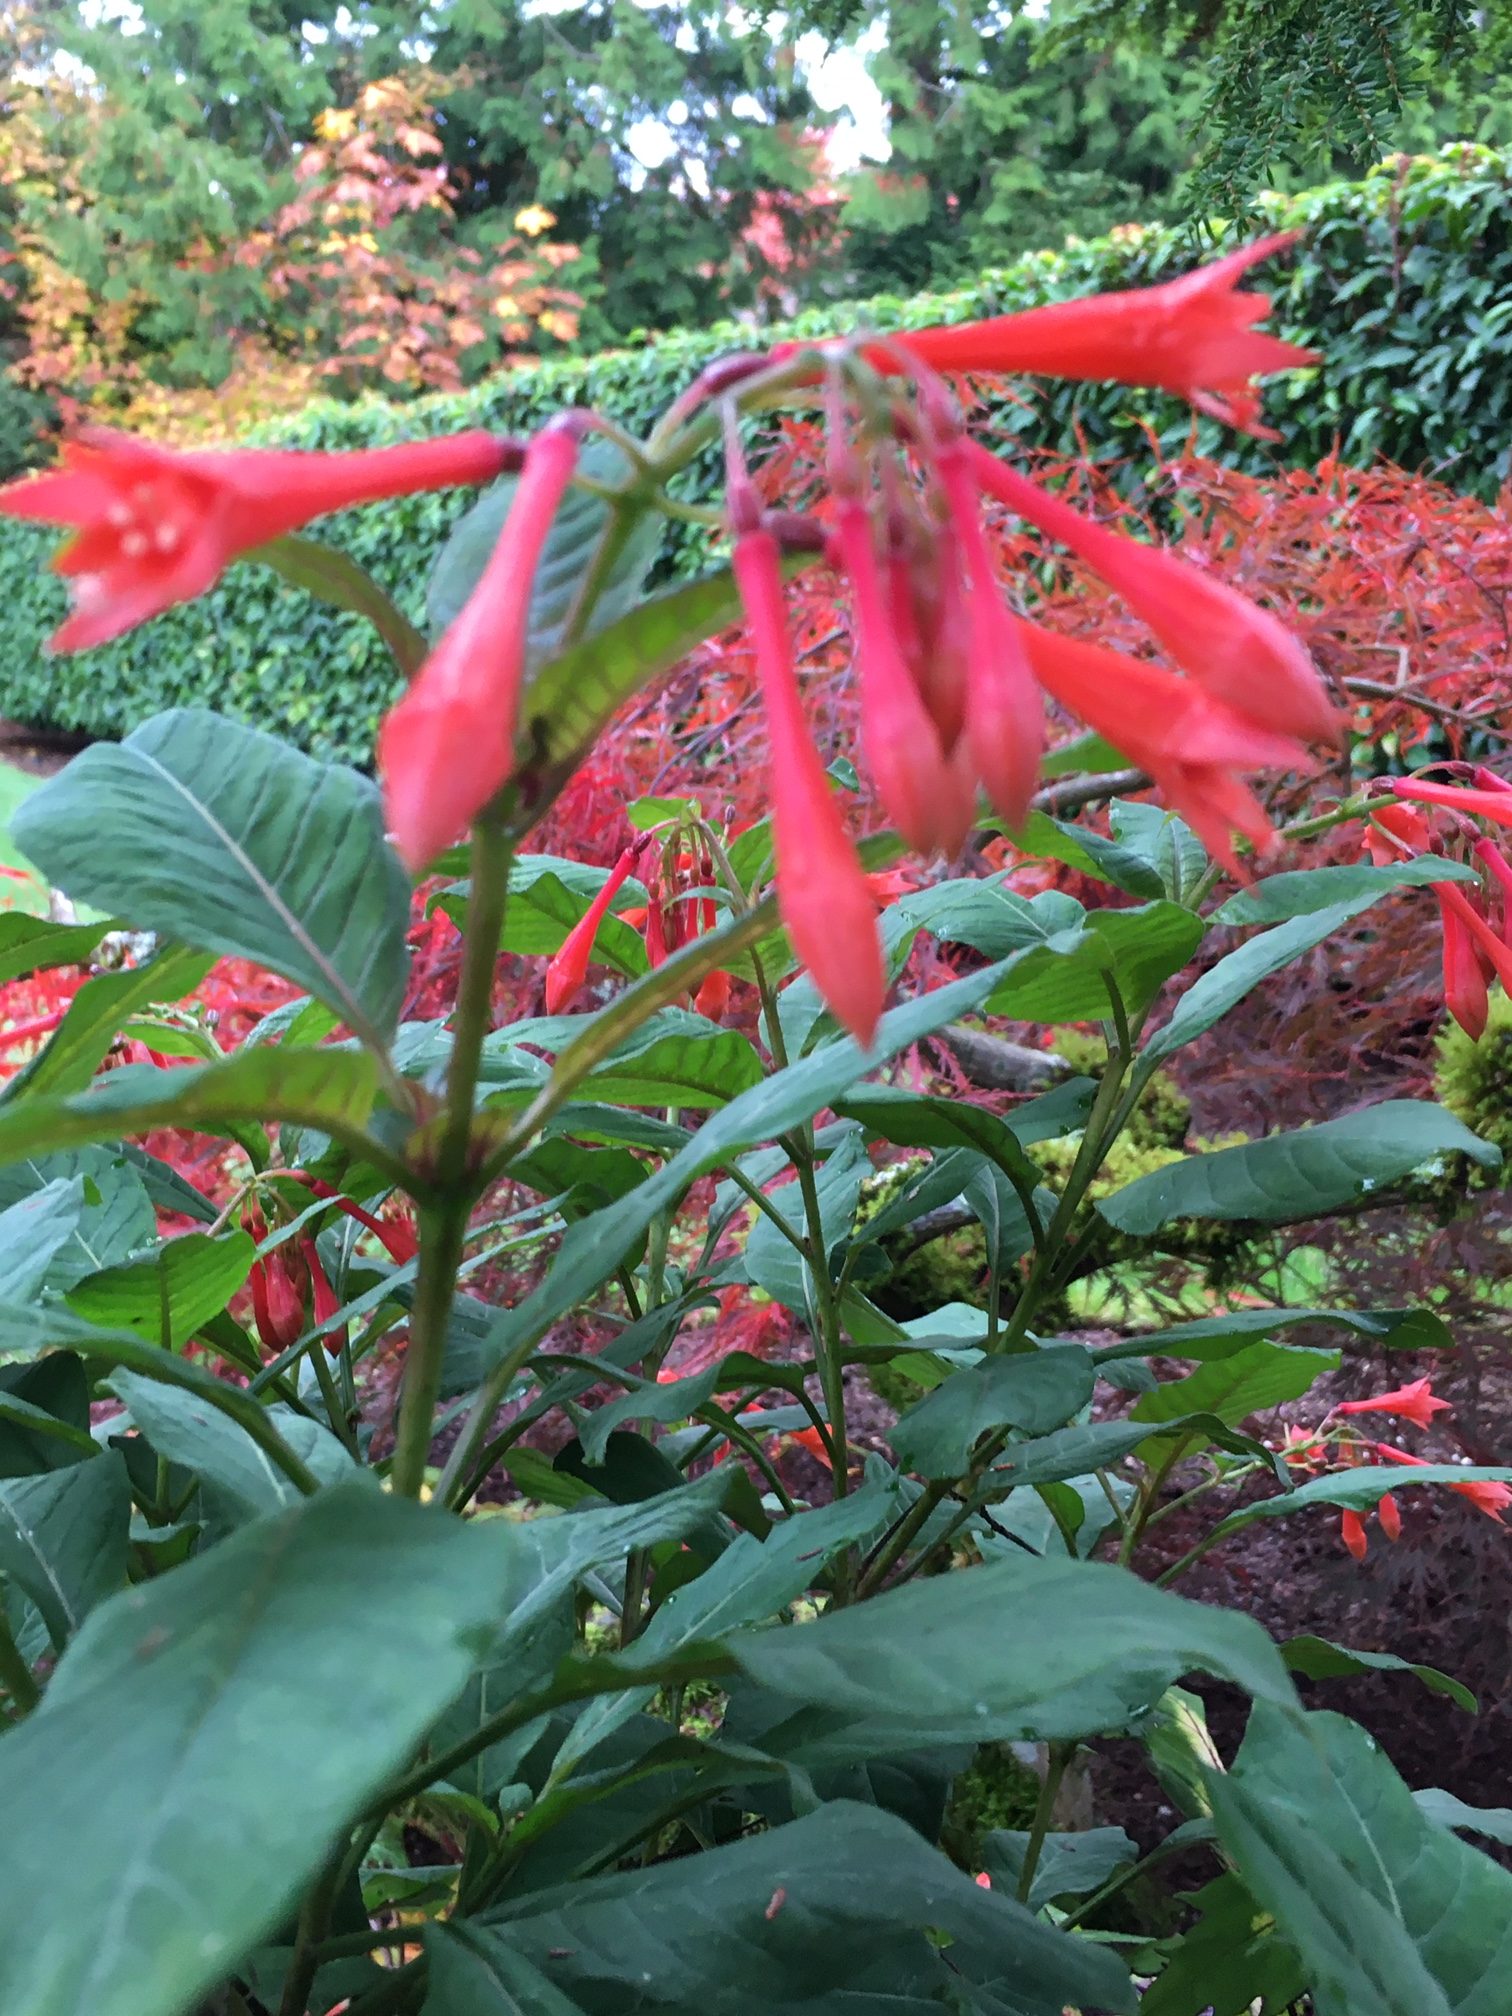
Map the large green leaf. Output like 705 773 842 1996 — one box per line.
1132 1342 1338 1442
426 1929 593 2016
712 1551 1296 1750
11 710 411 1044
1098 1101 1499 1235
0 1356 94 1476
1096 1303 1444 1365
0 1178 86 1302
1108 801 1207 904
891 1348 1096 1478
834 1086 1055 1188
3 945 214 1102
985 900 1206 1022
1282 1636 1476 1713
0 1049 392 1178
981 1824 1137 1911
0 1484 523 2016
0 1453 130 1651
1207 1463 1512 1542
1211 1705 1512 2016
108 1369 354 1526
1140 1869 1305 2016
471 1801 1134 2016
485 1009 765 1110
0 1150 158 1292
66 1230 256 1349
1012 809 1167 899
255 532 427 676
743 1128 869 1312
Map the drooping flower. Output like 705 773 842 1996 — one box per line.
873 236 1315 436
1340 1507 1369 1562
833 493 967 855
305 1241 347 1358
932 436 1044 832
545 844 640 1014
1334 1377 1451 1431
250 1249 306 1355
0 426 518 652
291 1174 419 1266
1364 792 1512 1040
380 418 583 875
965 442 1340 748
1377 1493 1402 1543
731 520 885 1046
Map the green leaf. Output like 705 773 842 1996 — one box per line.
981 1824 1137 1911
1098 1102 1499 1234
1216 858 1478 924
1096 1304 1444 1365
833 1086 1052 1189
66 1231 256 1349
427 439 661 654
441 856 649 975
0 1150 158 1292
0 1048 391 1179
723 1551 1296 1748
485 1009 765 1110
1108 801 1207 904
1145 898 1401 1063
471 1802 1134 2016
0 1356 95 1475
1132 1342 1338 1442
3 945 214 1102
985 901 1206 1022
425 1928 592 2016
891 1349 1096 1478
514 567 754 800
0 1178 86 1302
255 533 427 677
0 913 112 988
977 1415 1282 1494
108 1369 354 1525
1013 810 1166 898
1211 1705 1512 2016
1041 728 1130 779
0 1454 130 1650
1413 1789 1512 1849
1282 1636 1476 1713
12 710 411 1044
1140 1869 1304 2016
0 1484 523 2016
1208 1463 1512 1541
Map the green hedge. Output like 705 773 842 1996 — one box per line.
2 143 1509 767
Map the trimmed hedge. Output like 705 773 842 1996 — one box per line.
2 143 1509 767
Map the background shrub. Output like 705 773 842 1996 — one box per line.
2 143 1509 766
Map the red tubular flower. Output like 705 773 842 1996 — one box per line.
1390 777 1512 830
1437 896 1491 1039
250 1251 306 1354
1435 881 1512 996
965 443 1340 748
0 427 516 652
695 969 732 1020
1472 838 1512 944
545 844 639 1015
380 418 582 875
644 887 670 968
885 237 1315 433
293 1175 418 1266
733 524 885 1046
1017 620 1298 871
1340 1507 1369 1562
834 495 967 855
1335 1377 1451 1430
1377 1493 1402 1543
932 439 1043 832
1375 1442 1512 1522
1364 800 1433 865
304 1241 347 1358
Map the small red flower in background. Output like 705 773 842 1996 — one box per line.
1374 1442 1512 1522
380 417 583 875
1334 1377 1451 1431
1366 773 1512 1040
1377 1493 1402 1543
0 427 514 652
545 844 640 1014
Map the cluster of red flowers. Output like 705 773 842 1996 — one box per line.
1280 1376 1512 1562
245 1175 416 1358
542 828 737 1020
1365 770 1512 1041
0 236 1336 1045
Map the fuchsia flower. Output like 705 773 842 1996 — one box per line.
1375 1442 1512 1522
1335 1377 1452 1431
1366 777 1512 1040
0 427 517 652
730 514 885 1047
545 844 641 1014
380 417 584 874
1339 1508 1369 1562
876 235 1316 437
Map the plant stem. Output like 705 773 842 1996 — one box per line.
277 1847 347 2016
1017 1744 1071 1904
389 818 512 1500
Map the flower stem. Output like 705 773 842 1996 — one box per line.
390 818 512 1500
0 1609 38 1717
1017 1744 1071 1903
